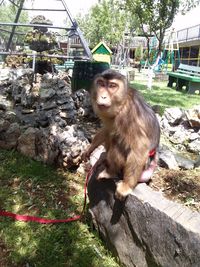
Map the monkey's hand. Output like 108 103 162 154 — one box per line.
115 181 132 201
81 148 91 162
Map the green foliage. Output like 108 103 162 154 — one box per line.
180 0 200 14
126 0 180 52
0 2 29 46
0 149 121 267
135 45 143 61
76 0 132 48
143 49 157 64
24 30 57 52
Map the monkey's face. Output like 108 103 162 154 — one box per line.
92 77 127 118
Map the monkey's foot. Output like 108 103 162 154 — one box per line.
115 181 132 201
96 169 112 180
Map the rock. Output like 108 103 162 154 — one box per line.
4 111 18 123
42 100 57 110
174 154 195 170
194 155 200 168
17 127 40 158
189 132 199 141
89 145 106 167
56 85 71 96
57 79 66 89
0 95 12 110
56 97 69 105
40 88 56 100
0 118 10 132
21 84 34 107
0 122 21 149
163 107 184 126
187 139 200 154
0 68 10 81
169 126 189 145
21 109 35 114
185 106 200 128
35 128 60 164
73 89 93 117
88 170 200 267
158 147 179 170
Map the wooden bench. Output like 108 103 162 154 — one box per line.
167 63 200 94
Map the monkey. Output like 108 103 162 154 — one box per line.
83 69 160 200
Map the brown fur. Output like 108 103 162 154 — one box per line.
84 69 160 200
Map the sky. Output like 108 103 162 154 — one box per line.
25 0 99 26
172 6 200 30
19 1 200 31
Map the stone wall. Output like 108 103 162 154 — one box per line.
0 69 94 169
88 170 200 267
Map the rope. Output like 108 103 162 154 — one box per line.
0 169 92 224
0 149 156 224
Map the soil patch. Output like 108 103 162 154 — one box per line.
150 167 200 212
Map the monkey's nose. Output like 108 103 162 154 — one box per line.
101 96 107 99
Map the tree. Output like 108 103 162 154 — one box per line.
126 0 180 56
0 1 29 49
181 0 200 14
76 0 134 48
135 45 143 61
125 0 200 60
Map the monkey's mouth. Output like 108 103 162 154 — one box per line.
97 104 110 110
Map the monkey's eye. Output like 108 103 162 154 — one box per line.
108 82 118 91
96 80 105 87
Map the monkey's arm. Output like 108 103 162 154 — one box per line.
82 128 106 161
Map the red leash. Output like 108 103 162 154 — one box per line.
0 169 92 224
0 149 156 224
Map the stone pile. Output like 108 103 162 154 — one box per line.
158 106 200 169
0 69 94 169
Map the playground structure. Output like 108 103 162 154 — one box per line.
140 29 180 74
0 0 92 72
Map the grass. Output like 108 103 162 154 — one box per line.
0 149 121 267
130 80 199 114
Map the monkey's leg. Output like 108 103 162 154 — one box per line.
115 156 147 200
96 156 118 180
139 154 158 182
97 169 112 179
94 153 112 180
96 160 113 180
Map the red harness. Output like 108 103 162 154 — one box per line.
149 148 156 157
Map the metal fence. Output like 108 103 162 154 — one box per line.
177 24 200 43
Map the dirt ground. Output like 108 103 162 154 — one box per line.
150 167 200 212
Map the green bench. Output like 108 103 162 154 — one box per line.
55 61 74 71
167 63 200 94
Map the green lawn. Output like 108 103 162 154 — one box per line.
130 81 199 114
0 149 120 267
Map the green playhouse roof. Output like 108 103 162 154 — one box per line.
92 41 112 55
